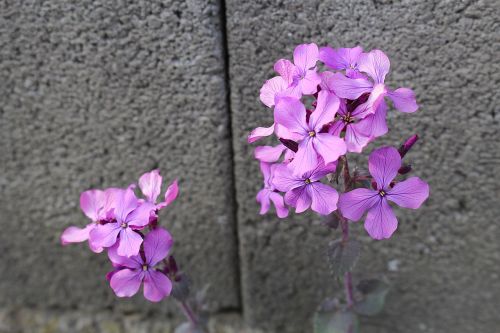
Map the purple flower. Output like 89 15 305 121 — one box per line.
272 161 339 215
256 162 289 218
331 50 419 115
90 188 155 257
138 169 179 210
274 91 346 176
60 188 116 253
319 46 364 78
254 144 287 163
108 227 173 302
338 147 429 240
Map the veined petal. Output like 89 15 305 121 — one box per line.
285 185 311 213
255 144 286 163
272 163 304 192
108 243 143 269
309 91 340 130
274 97 309 135
344 124 371 153
110 268 143 298
355 101 388 138
114 188 139 223
388 87 419 113
288 137 319 177
80 190 105 222
143 270 172 302
274 59 297 85
308 182 339 215
299 69 321 95
338 188 380 221
248 124 275 143
126 202 155 228
319 46 363 70
269 192 289 218
138 170 162 203
387 177 429 209
256 189 271 215
313 133 346 164
144 227 173 266
364 198 398 240
331 72 373 100
260 76 289 108
358 50 390 84
293 43 319 72
60 223 94 245
259 161 272 186
309 161 337 182
117 228 144 258
352 83 387 119
368 146 401 190
89 222 121 248
157 180 179 210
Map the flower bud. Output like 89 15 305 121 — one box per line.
399 135 419 157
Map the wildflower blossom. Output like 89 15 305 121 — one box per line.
138 169 179 210
256 162 288 218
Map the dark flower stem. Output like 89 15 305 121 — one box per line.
341 157 355 308
177 300 201 330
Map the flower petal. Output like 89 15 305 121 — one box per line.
313 133 347 164
388 87 419 113
387 177 430 209
319 46 363 70
308 182 339 215
338 188 380 221
288 136 318 176
351 83 387 118
355 101 388 138
248 124 275 143
157 180 179 210
80 190 105 221
110 268 143 298
368 146 401 190
144 227 173 266
60 224 94 245
274 97 308 135
309 91 340 130
274 59 297 85
117 228 144 258
344 124 371 153
254 144 286 163
259 76 289 108
108 243 143 269
330 73 373 100
364 198 398 240
269 192 289 218
299 69 321 95
284 186 311 213
358 50 390 84
256 189 271 215
309 161 337 182
143 270 172 302
138 170 162 203
89 222 121 248
272 163 304 192
126 202 156 228
293 43 318 72
114 188 139 223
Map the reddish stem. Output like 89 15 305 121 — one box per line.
340 157 355 308
178 300 201 330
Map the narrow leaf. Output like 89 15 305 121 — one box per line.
326 239 361 277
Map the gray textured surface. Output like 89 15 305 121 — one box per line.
226 0 500 332
0 0 238 322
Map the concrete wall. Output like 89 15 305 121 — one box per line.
1 0 499 332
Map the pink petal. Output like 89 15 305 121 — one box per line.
126 202 155 228
308 182 339 215
364 198 398 240
60 224 94 245
328 120 345 137
248 124 275 143
288 137 318 177
351 83 387 118
387 177 429 209
144 227 173 266
344 124 371 153
309 161 337 182
143 270 172 302
274 59 297 85
272 163 304 192
259 76 289 108
274 97 308 135
285 186 311 213
358 50 390 84
313 133 347 164
157 180 179 210
338 188 380 221
138 170 162 203
254 144 286 163
269 192 289 218
110 268 143 298
259 161 272 185
330 72 373 100
117 228 144 257
355 101 388 138
114 188 139 223
80 190 105 221
293 43 319 72
319 46 363 70
89 222 121 248
368 146 401 190
309 91 340 130
256 189 271 215
108 243 143 269
388 88 419 113
299 69 321 95
275 123 303 141
319 71 336 93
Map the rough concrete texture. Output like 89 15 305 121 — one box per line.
0 0 239 326
226 0 500 332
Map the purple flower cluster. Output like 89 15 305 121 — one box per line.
61 170 179 302
250 43 429 240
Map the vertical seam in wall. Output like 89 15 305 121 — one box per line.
218 0 244 314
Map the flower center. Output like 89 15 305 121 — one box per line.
120 222 127 229
342 114 354 124
142 264 148 271
305 178 312 184
308 131 316 137
379 190 386 197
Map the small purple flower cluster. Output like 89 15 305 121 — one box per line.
61 170 179 302
250 43 429 240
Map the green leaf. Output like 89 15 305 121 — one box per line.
326 239 361 277
353 279 389 316
314 309 359 333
